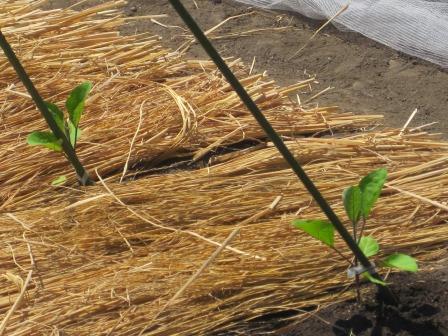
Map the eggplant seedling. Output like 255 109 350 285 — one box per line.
292 168 418 302
27 82 92 185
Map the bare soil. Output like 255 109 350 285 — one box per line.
278 264 448 336
45 0 448 134
119 0 448 136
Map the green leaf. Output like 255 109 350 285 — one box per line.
66 81 92 127
292 219 335 247
359 168 387 218
68 120 82 148
363 272 387 286
383 253 418 272
51 175 67 186
358 236 380 257
45 102 65 132
27 131 62 152
343 185 362 224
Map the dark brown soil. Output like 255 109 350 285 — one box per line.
277 263 448 336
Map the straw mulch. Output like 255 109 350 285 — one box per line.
1 1 447 335
0 1 381 212
2 130 448 335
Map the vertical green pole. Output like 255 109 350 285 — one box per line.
168 0 395 303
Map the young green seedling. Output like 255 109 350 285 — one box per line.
27 82 92 185
293 168 418 302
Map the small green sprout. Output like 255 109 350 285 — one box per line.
293 168 418 300
27 81 92 152
51 175 68 186
27 82 92 185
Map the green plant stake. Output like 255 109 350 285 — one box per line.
293 168 418 303
168 0 395 305
27 82 92 185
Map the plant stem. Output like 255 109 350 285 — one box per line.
358 217 367 243
352 220 361 304
168 0 396 305
354 273 361 303
0 30 94 186
330 246 353 266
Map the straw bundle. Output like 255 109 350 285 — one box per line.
0 1 381 212
1 1 447 335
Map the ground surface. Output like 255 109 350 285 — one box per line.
279 262 448 336
42 1 448 335
120 0 448 136
116 2 448 333
45 0 448 134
